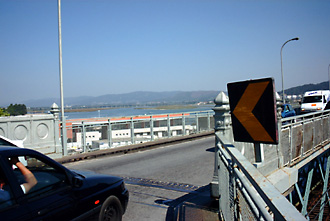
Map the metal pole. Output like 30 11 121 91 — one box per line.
108 119 112 148
182 113 185 135
130 117 134 144
195 113 199 133
150 116 154 141
328 64 330 90
82 121 86 153
281 37 299 104
58 0 67 156
167 114 171 138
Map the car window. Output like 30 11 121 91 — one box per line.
9 155 69 200
303 96 322 103
0 167 15 210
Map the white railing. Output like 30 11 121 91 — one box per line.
63 111 214 154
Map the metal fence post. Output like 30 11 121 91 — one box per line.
313 117 316 151
182 113 186 135
207 112 211 131
131 117 134 145
82 121 86 153
61 116 68 156
195 113 199 133
108 119 112 148
150 116 154 141
167 114 171 138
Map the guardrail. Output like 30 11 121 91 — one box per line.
63 110 214 155
280 110 330 166
216 135 306 220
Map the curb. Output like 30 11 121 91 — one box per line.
55 131 214 164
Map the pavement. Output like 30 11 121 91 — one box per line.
52 131 219 220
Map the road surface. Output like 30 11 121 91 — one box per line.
65 136 215 220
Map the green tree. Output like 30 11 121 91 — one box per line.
0 108 10 117
6 104 27 116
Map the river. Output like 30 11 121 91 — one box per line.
63 105 214 120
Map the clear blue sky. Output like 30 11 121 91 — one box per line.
1 0 330 106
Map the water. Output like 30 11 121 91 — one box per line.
64 105 214 120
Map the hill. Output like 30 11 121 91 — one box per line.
282 81 329 96
20 91 220 108
3 81 328 108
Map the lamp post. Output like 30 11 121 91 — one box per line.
58 0 67 156
281 37 299 104
328 64 330 90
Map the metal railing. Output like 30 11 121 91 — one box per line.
216 135 306 220
280 110 330 166
212 91 330 220
63 111 214 155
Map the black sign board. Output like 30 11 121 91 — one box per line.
227 78 278 144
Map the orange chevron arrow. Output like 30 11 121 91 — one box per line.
232 81 274 142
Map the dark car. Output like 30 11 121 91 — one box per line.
0 146 128 221
281 104 296 118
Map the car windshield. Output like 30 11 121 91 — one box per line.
282 105 291 112
302 96 322 103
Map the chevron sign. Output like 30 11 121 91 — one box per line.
227 78 278 144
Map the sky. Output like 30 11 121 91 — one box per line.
1 0 330 106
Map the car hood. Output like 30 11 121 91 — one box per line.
71 169 122 184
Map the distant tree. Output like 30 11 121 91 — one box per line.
0 108 10 117
6 104 27 116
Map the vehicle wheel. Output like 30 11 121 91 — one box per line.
99 195 123 221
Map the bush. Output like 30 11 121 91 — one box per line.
0 108 10 117
6 104 27 116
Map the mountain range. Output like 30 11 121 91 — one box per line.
4 81 329 108
280 81 329 96
21 91 220 108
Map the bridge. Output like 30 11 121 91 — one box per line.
212 91 330 220
1 90 330 220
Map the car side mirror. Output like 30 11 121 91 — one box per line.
72 176 83 188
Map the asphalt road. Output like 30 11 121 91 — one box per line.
65 135 215 220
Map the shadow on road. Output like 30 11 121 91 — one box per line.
206 147 215 153
156 184 219 221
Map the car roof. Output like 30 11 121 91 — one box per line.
0 146 25 153
0 146 40 158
